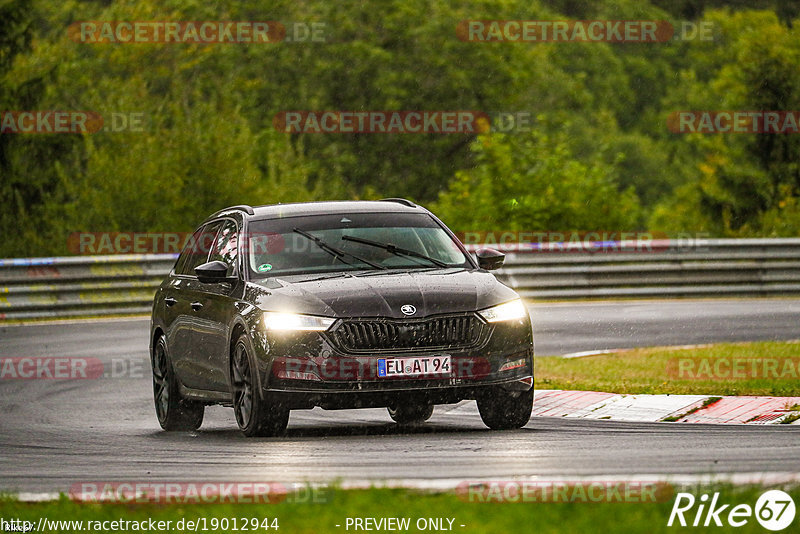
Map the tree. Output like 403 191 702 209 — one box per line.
434 123 642 233
652 10 800 235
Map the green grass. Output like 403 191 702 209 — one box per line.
783 413 800 424
535 341 800 396
1 485 798 533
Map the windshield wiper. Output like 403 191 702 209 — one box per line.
292 228 386 270
341 235 449 268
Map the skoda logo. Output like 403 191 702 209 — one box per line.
400 304 417 316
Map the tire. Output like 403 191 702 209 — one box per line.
151 334 204 431
388 402 434 425
477 387 533 430
231 335 289 437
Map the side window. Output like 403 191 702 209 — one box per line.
208 219 239 275
173 227 203 275
175 222 222 276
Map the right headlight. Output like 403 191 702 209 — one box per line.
262 312 335 332
478 299 528 323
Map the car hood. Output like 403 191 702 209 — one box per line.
246 268 519 318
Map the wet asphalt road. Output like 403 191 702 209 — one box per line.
1 298 799 493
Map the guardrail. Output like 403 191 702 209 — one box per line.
1 239 799 320
484 238 800 299
0 254 177 320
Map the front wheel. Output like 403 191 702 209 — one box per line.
231 335 289 437
151 335 204 431
477 387 533 430
388 402 434 425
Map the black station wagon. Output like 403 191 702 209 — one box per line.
150 200 534 436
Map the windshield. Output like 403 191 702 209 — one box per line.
246 212 470 277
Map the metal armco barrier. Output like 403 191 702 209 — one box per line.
485 238 800 299
1 239 799 321
0 254 177 320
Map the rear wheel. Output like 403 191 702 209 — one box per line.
151 335 204 431
477 387 533 430
388 402 434 425
231 335 289 437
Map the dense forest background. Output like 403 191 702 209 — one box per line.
2 0 800 257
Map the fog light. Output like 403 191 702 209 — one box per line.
499 358 527 372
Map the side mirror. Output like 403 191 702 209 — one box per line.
476 248 505 270
195 260 237 284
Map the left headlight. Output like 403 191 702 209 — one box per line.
478 299 528 323
262 312 336 331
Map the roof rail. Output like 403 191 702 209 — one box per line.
211 204 255 217
379 198 416 208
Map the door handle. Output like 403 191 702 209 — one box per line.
164 297 177 307
191 302 204 311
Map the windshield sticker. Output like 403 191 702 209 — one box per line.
257 263 273 273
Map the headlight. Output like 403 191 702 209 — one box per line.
479 299 527 323
262 312 335 331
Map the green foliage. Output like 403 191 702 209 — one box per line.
434 124 642 232
651 9 800 236
1 0 799 257
650 0 800 23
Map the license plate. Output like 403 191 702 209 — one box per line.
377 355 452 378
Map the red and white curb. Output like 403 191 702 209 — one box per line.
532 390 800 424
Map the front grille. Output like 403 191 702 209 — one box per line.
328 315 488 353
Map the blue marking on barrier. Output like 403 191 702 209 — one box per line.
0 257 57 267
0 254 178 267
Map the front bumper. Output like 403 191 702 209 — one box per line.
252 315 534 407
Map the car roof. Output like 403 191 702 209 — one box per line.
209 200 425 221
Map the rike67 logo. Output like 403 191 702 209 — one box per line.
668 490 795 531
